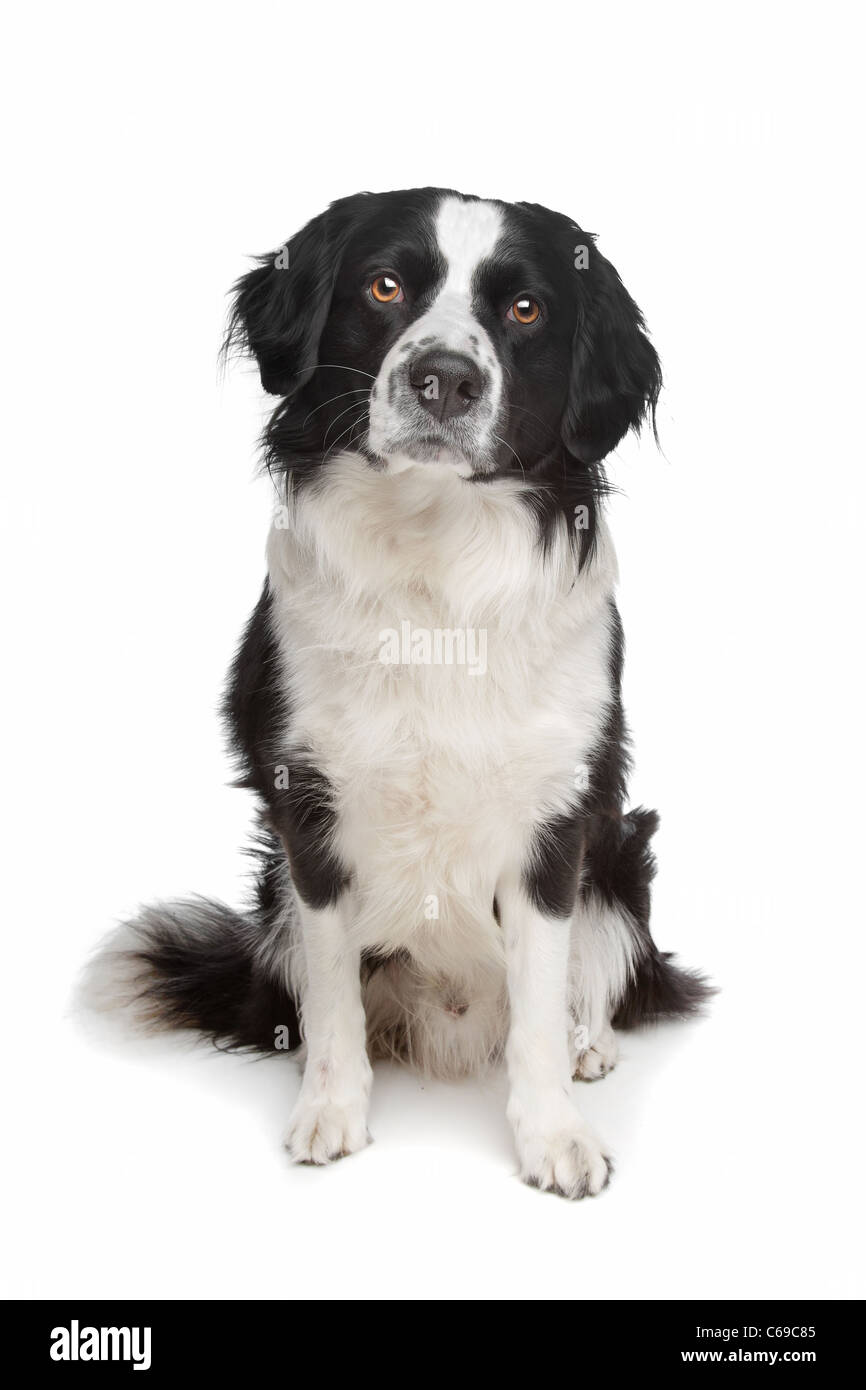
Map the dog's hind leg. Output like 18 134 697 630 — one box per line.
571 807 712 1067
567 893 637 1081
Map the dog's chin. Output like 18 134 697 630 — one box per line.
371 432 493 480
383 448 473 479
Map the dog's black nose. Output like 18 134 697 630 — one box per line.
409 350 483 422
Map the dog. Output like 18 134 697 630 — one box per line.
87 187 710 1199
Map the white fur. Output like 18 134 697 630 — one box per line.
368 195 505 471
284 901 372 1163
266 446 623 1186
77 921 154 1024
568 896 639 1050
499 874 612 1195
572 1021 620 1081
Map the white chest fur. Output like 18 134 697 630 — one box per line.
267 455 618 973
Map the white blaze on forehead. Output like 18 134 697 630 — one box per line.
414 195 503 356
434 196 504 296
367 194 506 470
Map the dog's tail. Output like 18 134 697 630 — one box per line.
614 944 712 1027
584 806 715 1029
80 890 300 1054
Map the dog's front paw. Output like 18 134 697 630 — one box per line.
284 1095 370 1164
509 1092 613 1199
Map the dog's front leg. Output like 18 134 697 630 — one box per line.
498 867 613 1198
284 896 372 1165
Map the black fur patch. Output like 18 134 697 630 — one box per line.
222 582 349 910
273 758 349 909
524 809 585 918
121 897 300 1054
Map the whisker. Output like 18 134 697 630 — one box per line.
322 398 374 448
298 363 378 382
347 410 370 451
303 389 368 429
506 402 556 435
502 404 557 450
322 406 370 464
492 432 526 482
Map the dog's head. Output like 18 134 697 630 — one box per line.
227 188 660 492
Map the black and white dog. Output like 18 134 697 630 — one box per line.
90 188 709 1199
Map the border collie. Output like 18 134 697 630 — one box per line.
87 188 710 1199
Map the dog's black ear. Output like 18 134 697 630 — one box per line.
225 204 352 397
562 245 662 464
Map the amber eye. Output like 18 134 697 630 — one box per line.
370 274 404 304
508 296 541 325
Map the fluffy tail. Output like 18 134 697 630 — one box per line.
613 944 714 1028
584 805 715 1029
82 895 300 1054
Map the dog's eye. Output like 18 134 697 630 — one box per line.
370 274 404 304
508 296 541 325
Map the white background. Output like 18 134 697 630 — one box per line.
2 1 864 1300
